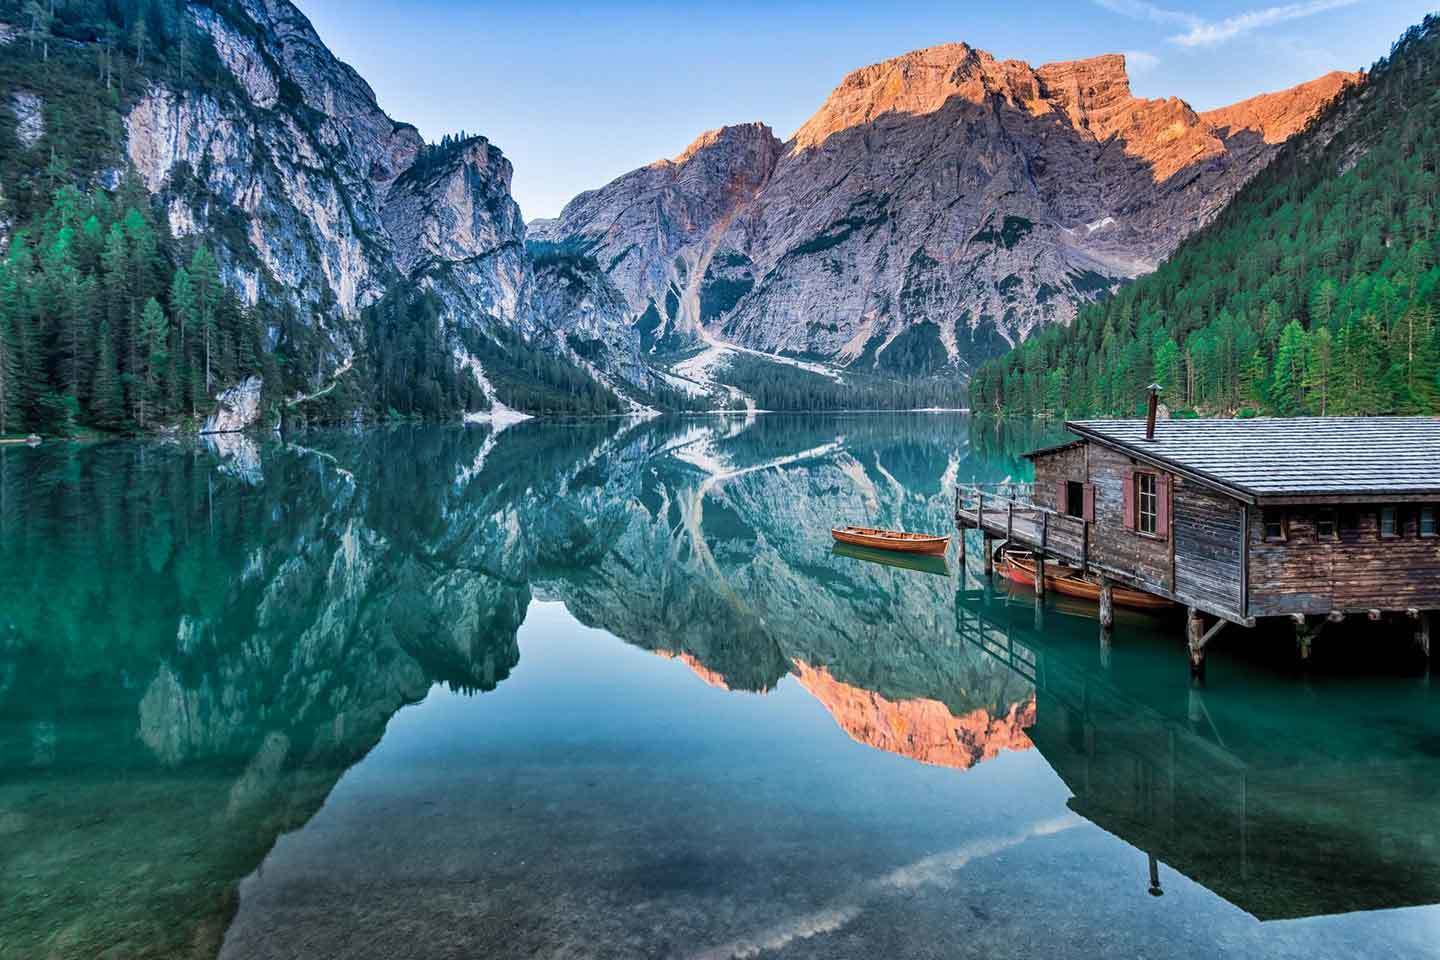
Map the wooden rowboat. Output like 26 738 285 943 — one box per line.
996 547 1174 612
831 525 949 555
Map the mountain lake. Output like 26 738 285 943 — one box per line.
3 414 1439 959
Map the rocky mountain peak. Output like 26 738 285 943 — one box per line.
670 122 781 167
537 37 1359 383
791 44 1141 152
1200 70 1363 144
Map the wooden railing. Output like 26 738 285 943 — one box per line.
954 481 1093 572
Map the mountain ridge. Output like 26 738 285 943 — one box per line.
535 43 1359 383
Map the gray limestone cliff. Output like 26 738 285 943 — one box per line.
118 0 594 415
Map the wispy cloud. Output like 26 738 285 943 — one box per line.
1094 0 1199 29
1094 0 1361 48
1123 50 1162 73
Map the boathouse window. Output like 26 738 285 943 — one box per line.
1263 509 1286 542
1422 506 1437 538
1380 506 1399 539
1137 473 1158 535
1066 481 1085 519
1315 508 1338 541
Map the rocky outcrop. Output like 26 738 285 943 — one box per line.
538 45 1359 377
202 375 266 434
9 90 43 148
529 123 783 353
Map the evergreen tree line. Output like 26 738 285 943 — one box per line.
0 178 267 435
720 355 967 412
969 16 1440 420
359 283 487 419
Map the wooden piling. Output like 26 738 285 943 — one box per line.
1098 578 1114 631
1187 607 1206 678
1293 613 1313 661
1035 513 1048 597
1418 610 1432 661
982 534 993 575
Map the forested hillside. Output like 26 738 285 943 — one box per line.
0 2 242 435
969 16 1440 420
0 0 621 436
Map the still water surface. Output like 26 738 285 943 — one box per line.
2 415 1439 958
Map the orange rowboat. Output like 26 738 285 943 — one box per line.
831 526 950 555
996 547 1174 612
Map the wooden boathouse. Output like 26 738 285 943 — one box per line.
956 411 1440 672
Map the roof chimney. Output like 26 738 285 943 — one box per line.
1145 384 1162 441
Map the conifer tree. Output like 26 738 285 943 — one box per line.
90 320 124 429
1270 320 1309 415
137 297 169 426
1303 327 1334 415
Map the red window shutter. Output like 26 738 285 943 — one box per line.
1082 483 1096 522
1057 480 1069 514
1157 474 1171 540
1123 471 1135 529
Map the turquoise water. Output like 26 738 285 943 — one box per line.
2 415 1439 959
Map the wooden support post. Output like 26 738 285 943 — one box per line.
1293 613 1313 662
977 491 984 532
1187 607 1206 679
957 527 966 567
1099 628 1112 670
1417 610 1432 661
1006 502 1014 543
1036 512 1048 597
982 534 994 576
1098 578 1115 631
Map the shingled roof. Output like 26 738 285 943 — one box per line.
1061 417 1440 503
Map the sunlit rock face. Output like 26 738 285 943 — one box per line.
537 45 1358 375
793 662 1035 769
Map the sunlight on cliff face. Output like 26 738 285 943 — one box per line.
791 661 1035 770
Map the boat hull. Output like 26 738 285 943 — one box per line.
995 548 1173 612
831 526 949 556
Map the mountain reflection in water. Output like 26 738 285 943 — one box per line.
1 415 1437 959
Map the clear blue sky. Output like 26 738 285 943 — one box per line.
300 0 1433 220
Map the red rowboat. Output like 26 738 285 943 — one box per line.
995 546 1173 612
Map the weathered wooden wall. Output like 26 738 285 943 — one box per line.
1032 442 1248 621
1084 445 1176 595
1173 479 1245 618
1248 509 1440 616
1032 445 1087 513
